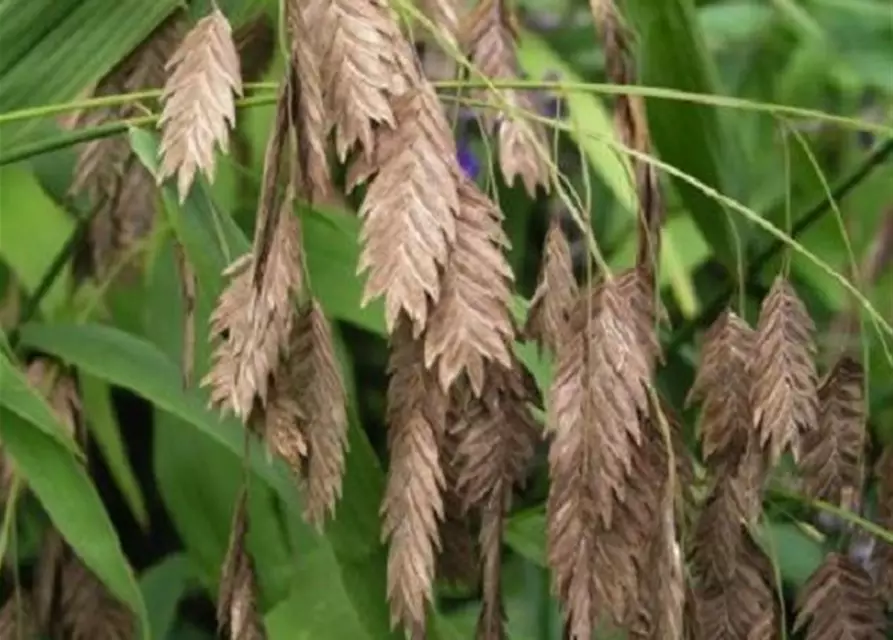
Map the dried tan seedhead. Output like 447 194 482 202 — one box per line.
32 530 133 640
285 0 333 202
203 205 302 420
381 318 448 635
525 216 578 355
218 489 266 640
463 0 550 195
629 498 684 640
545 273 656 637
793 552 887 640
158 7 243 201
752 276 819 466
693 534 778 640
589 0 663 277
67 15 185 278
283 300 349 529
304 0 412 161
449 359 539 638
423 178 515 395
874 447 893 606
435 412 479 589
350 84 459 336
202 87 303 420
686 309 756 468
800 356 866 511
24 358 80 439
0 595 38 640
56 557 135 640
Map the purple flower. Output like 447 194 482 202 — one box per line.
457 142 480 180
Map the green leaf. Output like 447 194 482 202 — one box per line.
624 0 744 272
15 319 404 639
79 373 150 529
0 407 148 638
0 0 179 146
0 164 73 315
504 507 547 567
756 520 825 588
140 554 198 640
0 351 81 456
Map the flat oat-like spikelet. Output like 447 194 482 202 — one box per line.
694 535 779 640
158 7 243 201
203 91 302 420
629 499 684 640
288 301 349 528
68 16 185 278
203 205 302 420
800 356 866 509
424 178 514 395
218 489 266 640
435 407 480 588
352 85 459 335
525 216 578 355
0 596 37 639
686 309 756 467
285 0 332 201
793 552 886 640
545 276 652 638
463 0 550 195
305 0 411 160
56 557 135 640
381 318 449 635
874 447 893 605
752 275 819 465
451 360 538 638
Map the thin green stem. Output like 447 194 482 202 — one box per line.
0 95 275 166
1 79 888 137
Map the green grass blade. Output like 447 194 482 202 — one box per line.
79 372 150 529
0 406 149 638
0 351 82 456
0 0 179 147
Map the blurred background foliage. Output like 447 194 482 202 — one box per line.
0 0 891 638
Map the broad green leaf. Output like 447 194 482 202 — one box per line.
0 407 148 637
17 322 402 638
624 0 744 271
0 0 179 146
755 521 825 587
0 164 73 315
79 373 149 528
17 321 281 488
0 351 81 455
140 554 198 640
504 507 547 567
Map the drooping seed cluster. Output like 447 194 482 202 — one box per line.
19 1 892 639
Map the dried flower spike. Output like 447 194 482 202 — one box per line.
381 319 448 635
752 276 819 465
423 178 515 395
794 552 886 640
463 0 550 195
158 7 243 201
218 490 266 640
